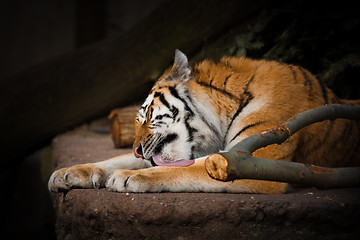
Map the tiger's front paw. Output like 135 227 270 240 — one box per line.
106 169 155 193
48 164 106 192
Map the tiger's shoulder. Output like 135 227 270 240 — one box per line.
190 56 336 108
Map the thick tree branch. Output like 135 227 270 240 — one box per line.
205 104 360 188
232 104 360 154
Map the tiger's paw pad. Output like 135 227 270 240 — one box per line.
48 164 106 192
106 169 152 193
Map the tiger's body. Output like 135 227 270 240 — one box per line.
49 50 360 194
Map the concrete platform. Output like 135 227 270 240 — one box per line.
51 123 360 240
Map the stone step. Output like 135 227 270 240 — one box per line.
51 125 360 240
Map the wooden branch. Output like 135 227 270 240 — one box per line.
206 152 360 189
231 104 360 154
108 105 140 148
1 0 272 164
205 104 360 188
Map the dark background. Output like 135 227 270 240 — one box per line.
1 0 359 239
1 1 166 239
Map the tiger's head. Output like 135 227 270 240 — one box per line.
133 50 222 167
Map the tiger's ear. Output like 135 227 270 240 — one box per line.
171 49 191 81
173 49 189 70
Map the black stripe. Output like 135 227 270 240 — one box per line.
288 65 297 83
209 78 214 94
317 79 329 104
223 75 255 146
162 133 178 145
140 104 149 123
171 106 179 120
143 134 152 146
153 91 180 122
154 133 178 154
227 96 252 132
169 86 221 143
299 67 313 99
146 100 154 122
168 86 197 142
168 86 194 116
223 75 231 91
226 75 255 131
149 107 154 120
149 88 154 95
154 114 172 120
184 88 222 138
229 122 263 143
190 146 195 160
182 90 198 141
140 104 148 118
159 94 170 109
195 79 239 101
154 92 171 109
185 117 198 142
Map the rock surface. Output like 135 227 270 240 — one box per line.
51 125 360 240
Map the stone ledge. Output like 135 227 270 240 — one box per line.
55 188 360 240
51 125 360 240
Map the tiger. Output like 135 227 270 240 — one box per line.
48 50 360 194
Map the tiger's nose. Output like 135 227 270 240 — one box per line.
134 144 144 159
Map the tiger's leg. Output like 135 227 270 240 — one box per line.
105 157 290 194
48 153 150 192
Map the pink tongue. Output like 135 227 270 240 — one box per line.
152 154 195 167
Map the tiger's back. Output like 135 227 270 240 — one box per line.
189 56 360 167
